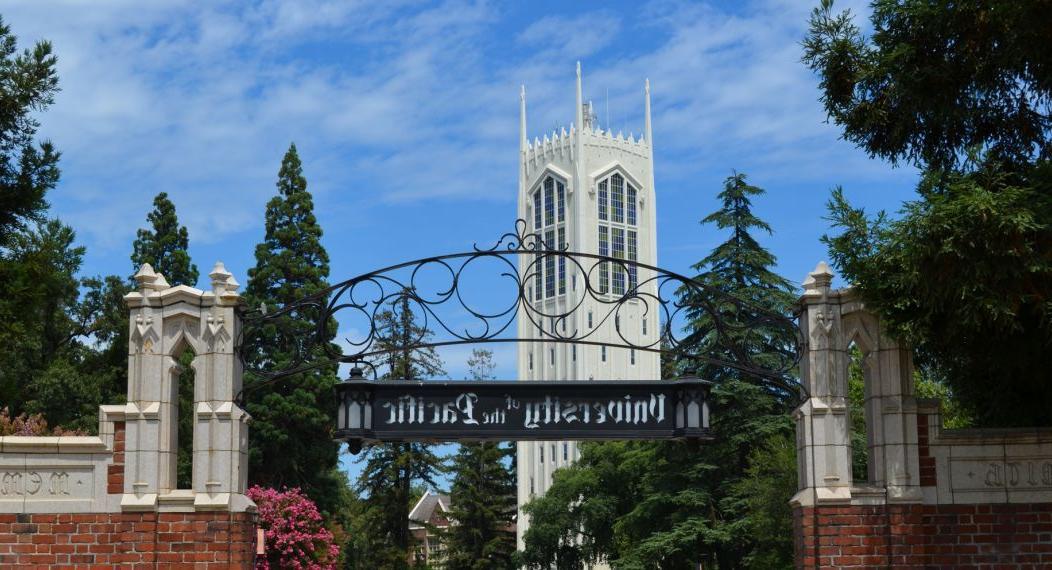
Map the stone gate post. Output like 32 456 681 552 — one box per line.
122 262 252 512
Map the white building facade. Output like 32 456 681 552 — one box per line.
516 64 661 550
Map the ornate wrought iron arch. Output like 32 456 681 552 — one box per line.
237 219 804 402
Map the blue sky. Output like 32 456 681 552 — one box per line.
7 0 917 483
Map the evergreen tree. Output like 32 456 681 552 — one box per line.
131 192 198 286
523 172 798 568
354 292 446 569
129 191 199 487
243 143 346 514
444 349 516 570
0 17 59 247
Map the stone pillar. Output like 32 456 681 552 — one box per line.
792 261 922 509
121 262 253 513
793 262 852 506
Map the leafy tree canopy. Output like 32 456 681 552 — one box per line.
806 1 1052 425
803 0 1052 172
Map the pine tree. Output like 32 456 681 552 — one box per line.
354 292 446 569
444 349 516 570
0 17 59 247
243 143 345 515
131 192 198 286
522 172 798 568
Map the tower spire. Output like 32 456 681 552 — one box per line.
644 78 652 146
575 62 583 133
520 84 527 153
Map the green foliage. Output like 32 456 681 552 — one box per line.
732 433 797 570
806 1 1052 426
444 350 516 570
802 0 1052 172
522 173 798 568
0 16 60 246
823 167 1052 426
131 192 198 286
353 294 446 570
846 346 868 482
243 143 346 514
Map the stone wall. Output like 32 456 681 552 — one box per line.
792 262 1052 569
0 262 257 567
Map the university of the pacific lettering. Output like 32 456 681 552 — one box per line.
380 392 667 429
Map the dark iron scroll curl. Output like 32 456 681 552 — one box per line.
237 219 803 402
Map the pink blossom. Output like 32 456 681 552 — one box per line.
248 485 340 570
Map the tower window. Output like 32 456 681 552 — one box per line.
557 182 565 222
627 184 637 225
601 346 607 362
532 175 567 301
615 314 620 331
528 352 533 371
612 228 625 295
588 311 593 328
596 172 637 297
598 225 609 293
611 173 624 223
572 345 577 361
545 229 555 297
627 230 638 289
558 227 566 294
533 190 542 229
551 444 556 463
544 177 555 226
550 348 555 365
598 180 608 221
563 443 568 461
631 349 636 365
530 476 534 496
539 445 544 463
642 317 647 336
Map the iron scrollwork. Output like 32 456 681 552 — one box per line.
237 219 803 401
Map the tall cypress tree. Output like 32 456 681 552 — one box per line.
131 192 198 286
522 172 798 568
243 143 345 515
445 349 516 570
354 292 446 569
129 191 199 488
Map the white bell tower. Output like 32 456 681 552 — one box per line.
516 63 660 550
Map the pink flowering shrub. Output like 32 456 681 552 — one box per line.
0 408 84 436
248 485 340 570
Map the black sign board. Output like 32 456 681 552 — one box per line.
334 379 712 451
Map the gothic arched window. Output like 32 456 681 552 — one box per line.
529 174 567 301
596 171 639 295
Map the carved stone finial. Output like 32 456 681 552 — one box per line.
134 264 157 290
210 261 233 295
151 273 170 291
803 261 834 293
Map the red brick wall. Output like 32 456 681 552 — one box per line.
0 511 257 567
794 503 1052 568
0 422 258 568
